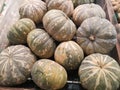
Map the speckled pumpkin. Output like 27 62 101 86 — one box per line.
31 59 67 90
78 53 120 90
19 0 47 23
43 9 76 42
46 0 74 17
27 29 56 58
73 3 106 26
0 45 36 86
76 17 117 55
54 41 84 70
7 18 36 45
72 0 94 7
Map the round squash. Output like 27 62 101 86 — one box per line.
72 0 94 7
19 0 47 23
54 41 84 70
78 53 120 90
46 0 74 17
76 17 117 55
43 9 76 42
0 45 36 86
31 59 67 90
27 29 56 58
73 3 106 26
7 18 36 45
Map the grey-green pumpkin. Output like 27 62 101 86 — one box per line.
7 18 36 45
54 41 84 70
27 29 56 58
76 17 117 55
31 59 67 90
79 53 120 90
43 9 76 42
0 45 36 86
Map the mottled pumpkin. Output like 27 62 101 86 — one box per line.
54 41 84 70
76 17 117 55
46 0 74 17
73 3 106 25
31 59 67 90
0 45 36 86
72 0 94 7
27 29 56 58
78 53 120 90
7 18 36 45
43 9 76 42
19 0 47 23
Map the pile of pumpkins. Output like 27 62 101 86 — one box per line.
0 0 120 90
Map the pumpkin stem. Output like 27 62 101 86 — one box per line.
89 35 95 41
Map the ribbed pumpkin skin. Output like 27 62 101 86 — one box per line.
73 3 106 25
27 29 56 58
43 10 76 42
19 0 47 23
46 0 74 17
0 45 36 86
7 18 36 45
54 41 84 70
76 17 117 55
78 53 120 90
72 0 94 7
31 59 67 90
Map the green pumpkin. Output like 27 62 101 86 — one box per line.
43 9 76 42
76 17 117 55
72 0 94 7
0 45 36 86
19 0 47 23
31 59 67 90
7 18 36 45
27 29 56 58
73 3 106 25
54 41 84 70
46 0 74 17
78 53 120 90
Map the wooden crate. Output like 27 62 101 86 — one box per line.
0 0 120 90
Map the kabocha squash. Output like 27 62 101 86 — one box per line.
31 59 67 90
0 45 36 86
7 18 36 45
76 17 117 55
46 0 74 17
27 29 56 58
19 0 47 23
78 53 120 90
54 41 84 70
72 0 94 7
43 9 76 42
73 3 106 25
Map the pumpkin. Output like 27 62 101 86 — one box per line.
7 18 36 45
54 41 84 70
31 59 67 90
0 45 36 86
72 0 94 7
73 3 106 26
27 29 56 58
78 53 120 90
43 9 76 42
45 0 74 17
19 0 47 23
76 17 117 55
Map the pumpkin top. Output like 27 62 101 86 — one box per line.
73 3 106 25
76 16 117 55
